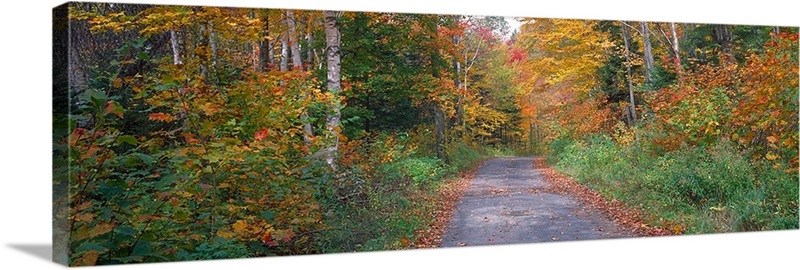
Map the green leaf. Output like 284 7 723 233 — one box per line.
261 210 276 222
75 241 108 254
136 51 150 60
117 135 138 146
132 241 153 256
133 153 155 165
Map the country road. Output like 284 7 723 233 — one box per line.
441 157 631 247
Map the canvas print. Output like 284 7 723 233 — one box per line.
53 1 799 266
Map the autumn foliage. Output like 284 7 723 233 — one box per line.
54 3 797 266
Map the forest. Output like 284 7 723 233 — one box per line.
52 3 798 266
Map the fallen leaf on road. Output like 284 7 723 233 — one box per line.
533 157 675 237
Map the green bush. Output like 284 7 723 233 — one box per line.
445 141 485 171
549 136 798 233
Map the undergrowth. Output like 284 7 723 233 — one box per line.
312 133 490 253
548 135 798 233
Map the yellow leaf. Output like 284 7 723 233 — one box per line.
112 77 122 88
232 220 248 234
74 222 114 240
73 250 100 266
73 213 95 223
217 229 235 239
765 152 779 161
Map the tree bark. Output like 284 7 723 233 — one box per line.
306 31 314 68
323 10 342 170
434 104 446 161
620 21 637 125
280 33 289 71
639 21 654 83
209 21 218 73
713 24 735 64
452 35 464 127
257 11 270 72
170 30 182 65
68 39 88 97
285 10 303 70
199 23 209 78
669 22 681 68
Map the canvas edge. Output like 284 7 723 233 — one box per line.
52 1 71 266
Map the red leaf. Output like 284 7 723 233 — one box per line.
181 133 201 144
254 128 269 141
262 231 277 246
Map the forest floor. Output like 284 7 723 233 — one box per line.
438 157 657 247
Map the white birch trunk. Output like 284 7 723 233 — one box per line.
323 10 342 170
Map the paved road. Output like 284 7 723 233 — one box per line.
441 157 630 247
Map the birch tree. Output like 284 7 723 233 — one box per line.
639 21 654 82
323 10 342 170
285 10 303 70
620 21 637 125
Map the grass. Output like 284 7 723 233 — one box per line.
312 139 491 253
548 135 798 233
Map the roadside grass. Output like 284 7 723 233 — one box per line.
312 138 491 253
548 135 798 234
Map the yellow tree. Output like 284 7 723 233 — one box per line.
515 18 613 140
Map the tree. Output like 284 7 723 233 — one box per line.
639 21 654 82
323 10 343 170
257 10 270 72
620 21 637 125
669 22 681 69
713 24 735 64
285 10 303 70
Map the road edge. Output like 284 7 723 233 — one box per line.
533 157 675 237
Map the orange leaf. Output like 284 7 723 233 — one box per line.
254 128 269 141
148 112 174 122
73 250 100 266
74 222 114 240
766 135 778 144
104 101 124 118
73 213 95 223
181 133 201 144
69 128 88 146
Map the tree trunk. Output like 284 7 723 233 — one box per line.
306 17 315 69
620 21 637 125
268 39 275 67
170 30 182 65
323 10 342 170
68 39 88 97
285 10 303 70
434 104 446 161
280 31 289 72
199 24 209 78
209 21 218 73
452 35 463 127
639 21 654 83
713 24 735 64
669 22 681 68
257 11 270 72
